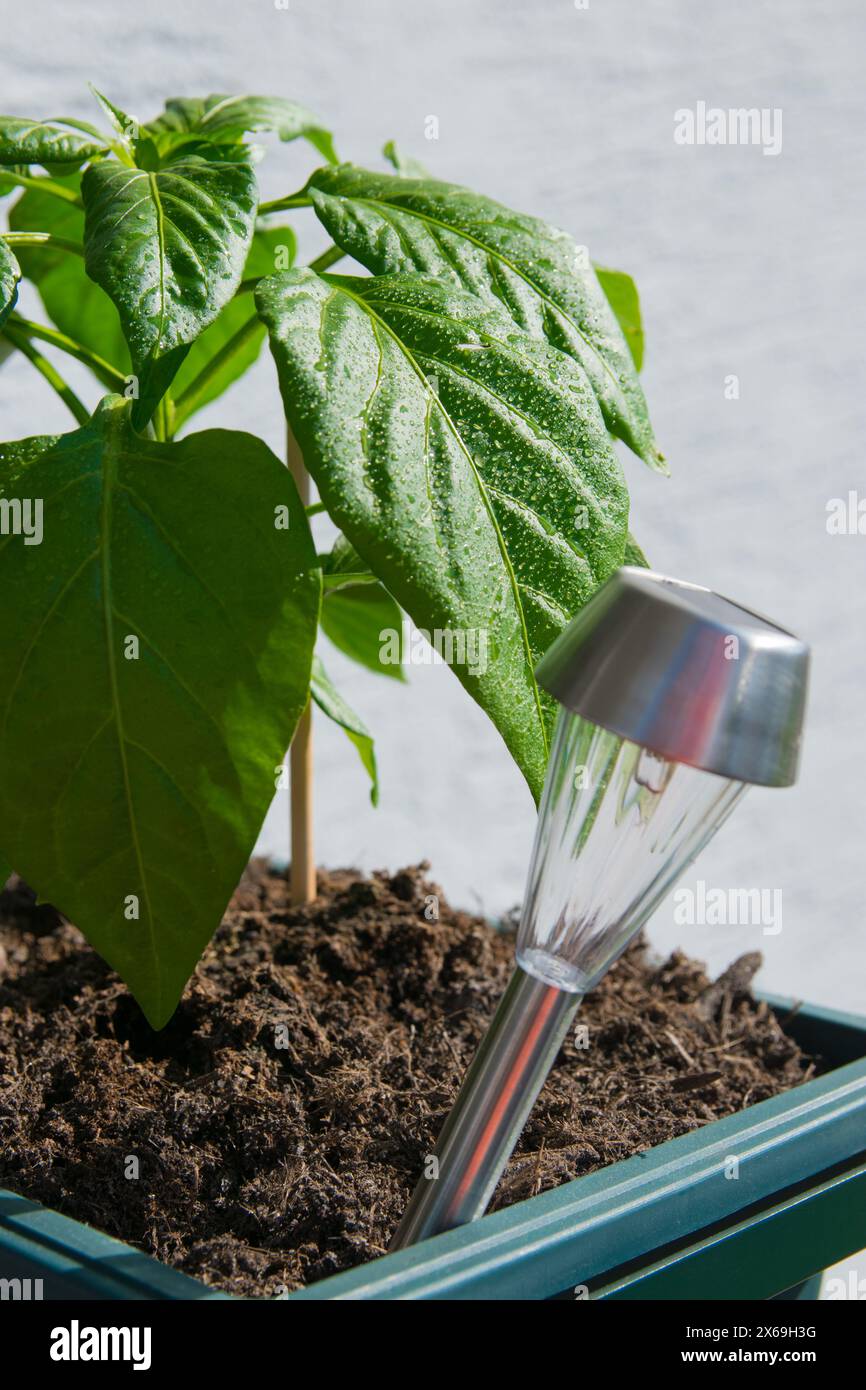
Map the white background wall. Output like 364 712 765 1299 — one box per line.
1 0 863 1027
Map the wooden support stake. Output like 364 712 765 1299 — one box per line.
286 424 316 905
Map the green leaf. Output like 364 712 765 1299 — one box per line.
596 265 644 372
319 532 393 592
257 268 628 800
88 85 138 144
322 577 406 682
0 856 10 888
305 165 663 471
82 152 258 423
623 532 650 568
319 536 405 678
0 164 29 197
146 94 337 165
0 239 21 327
310 655 378 805
8 175 131 375
0 395 320 1026
320 530 372 585
382 141 430 178
169 223 296 425
0 117 106 167
87 87 162 172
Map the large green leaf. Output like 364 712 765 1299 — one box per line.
257 269 628 800
169 224 296 427
8 175 131 373
0 238 21 327
596 265 644 372
310 655 378 805
0 117 106 166
0 395 320 1026
305 166 663 470
82 153 258 422
146 94 337 165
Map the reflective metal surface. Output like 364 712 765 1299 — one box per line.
390 967 582 1249
534 567 810 787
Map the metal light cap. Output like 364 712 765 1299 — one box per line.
535 567 810 787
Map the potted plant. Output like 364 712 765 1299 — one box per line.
1 89 864 1301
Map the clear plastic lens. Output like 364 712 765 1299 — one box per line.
516 710 747 993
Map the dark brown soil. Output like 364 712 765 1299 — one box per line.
0 862 816 1298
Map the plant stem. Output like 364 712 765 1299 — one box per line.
258 193 312 216
2 231 84 256
170 310 262 429
234 244 344 299
290 699 315 905
153 396 170 442
287 423 317 905
50 116 108 142
308 245 345 274
3 325 89 425
1 171 82 206
6 313 126 391
232 247 345 305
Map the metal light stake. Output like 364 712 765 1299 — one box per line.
391 567 810 1249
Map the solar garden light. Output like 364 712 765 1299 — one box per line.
391 567 810 1249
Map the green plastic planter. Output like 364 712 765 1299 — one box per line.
2 995 865 1301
